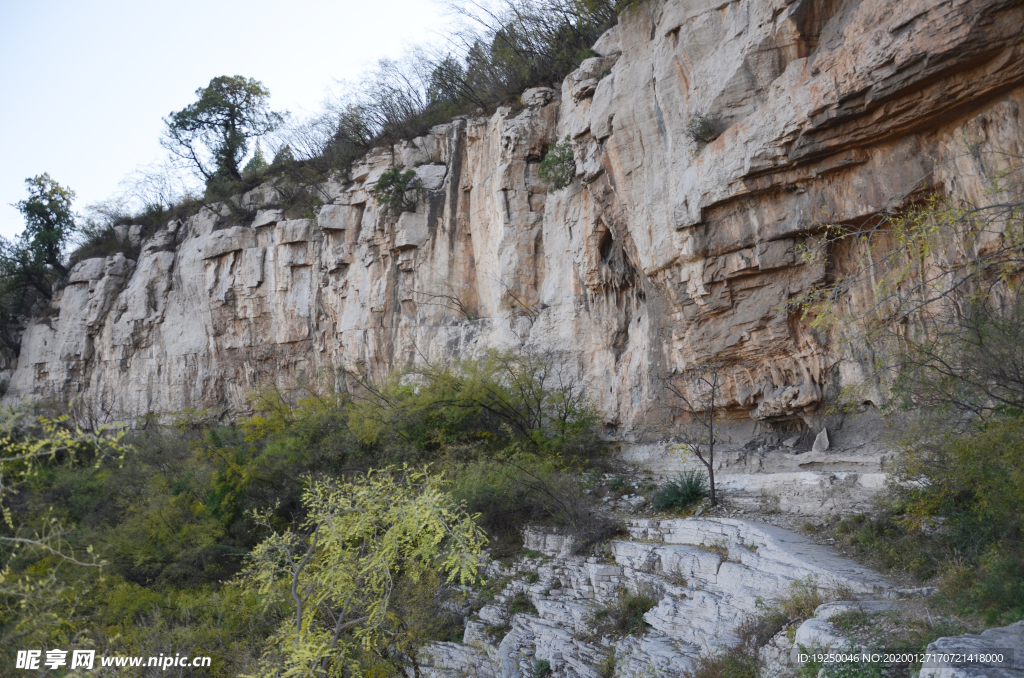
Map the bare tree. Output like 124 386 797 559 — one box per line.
662 362 724 506
416 270 477 320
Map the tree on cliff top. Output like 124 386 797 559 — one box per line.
162 76 285 186
0 174 78 356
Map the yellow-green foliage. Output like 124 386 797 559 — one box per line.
831 413 1024 623
779 577 830 621
894 415 1024 531
0 351 605 675
347 349 599 456
241 467 486 677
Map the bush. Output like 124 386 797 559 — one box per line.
585 589 657 639
685 650 759 678
685 113 724 143
779 576 830 620
652 470 708 511
0 349 608 673
372 166 424 216
538 136 576 190
508 590 538 615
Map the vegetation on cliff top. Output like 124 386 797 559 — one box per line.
0 1 644 359
0 175 79 357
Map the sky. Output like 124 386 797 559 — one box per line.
0 0 453 239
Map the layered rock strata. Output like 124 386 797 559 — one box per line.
416 518 895 677
417 519 1024 678
4 0 1024 505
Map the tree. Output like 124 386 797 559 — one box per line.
538 136 576 190
0 411 127 648
243 142 269 179
372 167 423 216
241 468 485 676
162 76 285 185
12 174 76 276
0 174 78 356
662 362 724 506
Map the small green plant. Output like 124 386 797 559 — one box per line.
524 570 540 584
609 473 629 493
584 589 657 639
539 136 576 190
533 658 552 676
829 609 873 631
685 113 724 143
616 591 657 635
687 650 759 678
373 166 423 215
523 549 543 558
508 591 538 615
652 470 708 511
780 576 840 620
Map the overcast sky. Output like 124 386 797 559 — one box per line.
0 0 452 239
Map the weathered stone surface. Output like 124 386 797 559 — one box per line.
5 0 1023 519
251 209 284 229
812 429 830 452
414 164 447 190
521 87 557 107
67 258 107 284
919 622 1024 678
201 226 256 259
421 519 904 677
394 210 429 250
275 219 312 244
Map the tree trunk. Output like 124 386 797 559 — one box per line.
707 460 716 506
708 412 716 506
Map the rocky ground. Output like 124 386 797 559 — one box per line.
412 475 1024 678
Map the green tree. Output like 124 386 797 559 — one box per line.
162 76 285 185
243 142 270 179
538 136 576 190
13 174 76 276
372 167 423 216
0 174 78 356
242 468 485 676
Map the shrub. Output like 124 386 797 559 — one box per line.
685 113 724 143
652 470 708 511
832 411 1024 623
686 606 789 678
508 591 538 615
685 650 759 678
608 473 629 493
539 136 576 190
533 658 552 676
585 589 657 639
780 576 830 620
372 166 424 216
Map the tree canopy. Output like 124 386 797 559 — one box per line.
12 173 76 276
0 174 78 356
162 76 285 185
242 468 486 676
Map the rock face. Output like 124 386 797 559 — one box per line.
415 518 895 678
417 520 1023 678
4 0 1024 500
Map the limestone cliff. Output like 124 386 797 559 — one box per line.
5 0 1024 464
